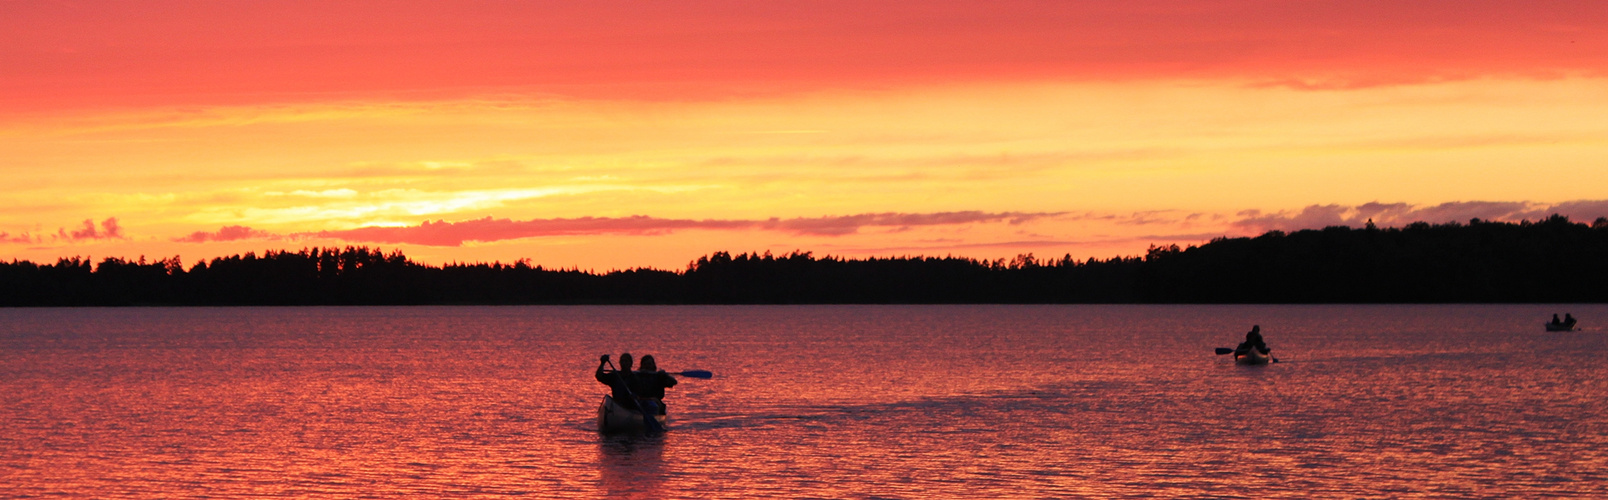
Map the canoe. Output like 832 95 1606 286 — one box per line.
1545 322 1578 332
597 395 667 433
1235 347 1272 365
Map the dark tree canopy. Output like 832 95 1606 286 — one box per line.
2 215 1605 306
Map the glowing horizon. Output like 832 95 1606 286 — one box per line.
5 1 1607 270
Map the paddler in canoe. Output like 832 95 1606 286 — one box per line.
595 352 711 433
631 355 678 420
1236 325 1275 364
1215 325 1278 364
596 352 682 433
597 352 660 432
1546 313 1579 331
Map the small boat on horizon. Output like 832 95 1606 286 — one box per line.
1546 314 1580 332
597 395 668 434
1545 322 1579 332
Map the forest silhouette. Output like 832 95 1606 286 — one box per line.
3 215 1605 306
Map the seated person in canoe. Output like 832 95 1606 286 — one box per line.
596 352 642 411
631 354 679 416
1237 325 1270 355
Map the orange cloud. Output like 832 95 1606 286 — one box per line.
173 225 278 243
309 212 1063 246
1232 200 1608 232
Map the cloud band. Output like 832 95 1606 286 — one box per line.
305 211 1064 246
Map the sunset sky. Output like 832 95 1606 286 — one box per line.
4 1 1607 270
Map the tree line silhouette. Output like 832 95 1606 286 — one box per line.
2 215 1605 305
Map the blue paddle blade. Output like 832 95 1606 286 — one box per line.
677 370 713 379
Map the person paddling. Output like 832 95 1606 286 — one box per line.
596 352 641 412
632 355 679 419
1214 326 1277 363
1238 325 1270 356
596 352 666 432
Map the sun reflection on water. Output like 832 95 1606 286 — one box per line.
1 305 1605 498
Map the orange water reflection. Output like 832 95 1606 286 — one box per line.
2 305 1606 497
598 434 668 498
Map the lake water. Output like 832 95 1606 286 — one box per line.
2 305 1606 498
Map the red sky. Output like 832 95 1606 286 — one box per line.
3 1 1607 269
7 1 1603 109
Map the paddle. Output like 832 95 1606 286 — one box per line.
604 358 664 433
674 370 713 379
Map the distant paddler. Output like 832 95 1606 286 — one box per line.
1215 325 1278 364
1546 313 1579 331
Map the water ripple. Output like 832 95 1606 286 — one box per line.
1 305 1606 498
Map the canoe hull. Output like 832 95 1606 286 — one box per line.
1235 348 1272 365
1545 322 1578 332
597 395 668 434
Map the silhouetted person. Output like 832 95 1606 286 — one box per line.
632 355 679 416
1552 314 1563 325
596 352 640 411
1565 313 1577 326
1238 325 1269 355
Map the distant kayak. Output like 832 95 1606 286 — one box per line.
597 395 667 433
1235 348 1273 365
1546 322 1579 332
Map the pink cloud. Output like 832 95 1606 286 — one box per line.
173 225 278 243
1117 210 1189 226
758 212 1057 236
57 218 125 241
309 211 1062 246
0 231 42 244
1232 200 1608 233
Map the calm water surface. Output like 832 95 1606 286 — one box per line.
2 305 1606 498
